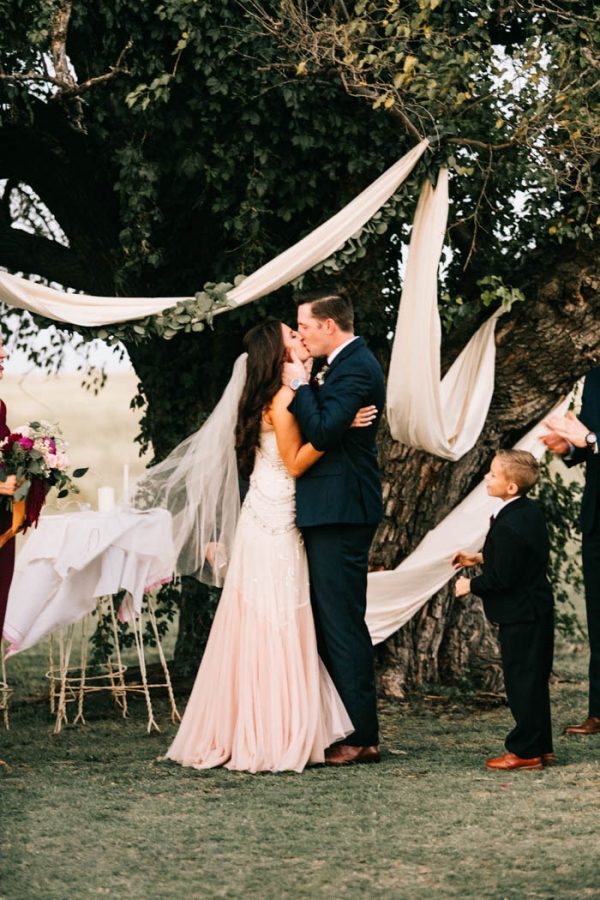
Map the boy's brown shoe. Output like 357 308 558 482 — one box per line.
485 752 542 770
563 716 600 735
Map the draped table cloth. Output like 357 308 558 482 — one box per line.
3 508 175 655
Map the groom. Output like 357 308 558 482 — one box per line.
283 290 385 764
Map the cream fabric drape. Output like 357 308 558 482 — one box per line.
0 140 429 328
366 395 570 645
386 169 503 460
0 271 185 327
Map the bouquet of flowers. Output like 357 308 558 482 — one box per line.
0 420 88 528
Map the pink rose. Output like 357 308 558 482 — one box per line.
18 437 34 451
56 452 69 470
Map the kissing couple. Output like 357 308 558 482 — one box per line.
143 290 385 773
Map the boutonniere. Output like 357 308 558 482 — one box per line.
315 365 330 387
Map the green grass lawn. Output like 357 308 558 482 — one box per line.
2 629 599 900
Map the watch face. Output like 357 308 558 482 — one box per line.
587 433 597 444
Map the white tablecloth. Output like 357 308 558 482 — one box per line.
3 508 175 655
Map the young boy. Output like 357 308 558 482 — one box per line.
453 450 555 770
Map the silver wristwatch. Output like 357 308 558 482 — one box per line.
289 378 306 391
585 431 598 453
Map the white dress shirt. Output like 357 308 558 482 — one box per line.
327 336 359 365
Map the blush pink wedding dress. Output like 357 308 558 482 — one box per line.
165 429 352 773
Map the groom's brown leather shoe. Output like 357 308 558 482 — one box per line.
542 753 557 766
563 716 600 735
485 752 542 770
325 744 380 765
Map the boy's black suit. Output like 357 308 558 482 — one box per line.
288 337 384 746
470 496 554 758
563 367 600 719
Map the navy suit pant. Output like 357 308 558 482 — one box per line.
301 523 379 747
499 614 554 758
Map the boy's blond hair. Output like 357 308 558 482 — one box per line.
495 449 540 495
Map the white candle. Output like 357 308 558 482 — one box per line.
97 486 115 512
122 464 130 507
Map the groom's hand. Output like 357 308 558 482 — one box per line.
282 350 309 387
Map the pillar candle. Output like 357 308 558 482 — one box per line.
97 486 115 512
122 463 130 506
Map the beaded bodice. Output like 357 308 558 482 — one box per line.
242 430 296 535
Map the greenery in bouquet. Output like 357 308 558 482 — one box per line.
0 420 88 526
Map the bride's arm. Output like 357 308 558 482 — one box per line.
268 388 324 478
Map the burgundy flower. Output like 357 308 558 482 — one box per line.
5 432 24 449
18 437 34 451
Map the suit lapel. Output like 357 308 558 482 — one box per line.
493 496 526 526
325 336 365 377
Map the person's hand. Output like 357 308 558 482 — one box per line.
0 475 17 497
351 406 377 428
454 575 471 598
451 550 482 569
205 541 227 570
540 429 570 455
303 357 314 380
282 350 309 387
544 411 590 449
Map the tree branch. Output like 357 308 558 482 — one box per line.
0 220 87 291
0 64 129 97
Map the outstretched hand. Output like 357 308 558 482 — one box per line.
544 411 589 449
451 549 482 569
540 429 570 455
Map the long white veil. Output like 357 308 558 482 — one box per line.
134 353 248 586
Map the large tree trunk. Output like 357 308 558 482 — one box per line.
371 237 600 696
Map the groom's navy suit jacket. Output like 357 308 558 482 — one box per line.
564 367 600 535
470 496 554 625
288 337 385 528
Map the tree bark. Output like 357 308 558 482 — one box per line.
371 237 600 697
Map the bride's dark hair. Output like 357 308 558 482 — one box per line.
235 319 286 479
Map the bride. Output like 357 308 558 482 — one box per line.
146 319 374 773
